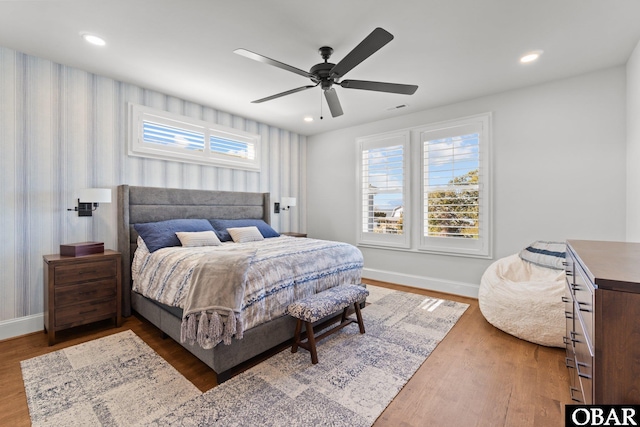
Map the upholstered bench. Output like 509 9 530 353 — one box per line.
287 284 369 364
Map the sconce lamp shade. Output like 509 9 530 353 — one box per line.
78 188 111 203
281 197 296 209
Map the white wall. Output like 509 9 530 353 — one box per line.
0 47 307 339
307 67 627 297
627 40 640 242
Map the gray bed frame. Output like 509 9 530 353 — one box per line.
117 185 300 381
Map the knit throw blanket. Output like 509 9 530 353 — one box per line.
180 248 257 349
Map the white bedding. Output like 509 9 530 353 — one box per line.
132 235 364 332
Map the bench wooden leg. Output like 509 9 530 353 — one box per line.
354 302 365 334
291 319 302 353
305 321 319 364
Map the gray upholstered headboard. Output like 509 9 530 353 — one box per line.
117 185 271 316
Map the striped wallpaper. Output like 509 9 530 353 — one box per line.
0 46 307 325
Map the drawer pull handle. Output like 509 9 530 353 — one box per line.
565 311 573 319
565 357 575 369
576 361 592 379
562 296 570 303
577 302 592 313
570 386 583 403
570 331 581 343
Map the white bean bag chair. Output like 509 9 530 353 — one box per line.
479 253 565 347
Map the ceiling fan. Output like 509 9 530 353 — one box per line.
234 27 418 118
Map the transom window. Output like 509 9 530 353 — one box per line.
128 104 261 171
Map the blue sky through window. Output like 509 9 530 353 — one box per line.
424 133 479 187
143 121 204 151
364 144 404 214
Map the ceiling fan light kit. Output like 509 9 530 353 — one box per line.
235 27 418 118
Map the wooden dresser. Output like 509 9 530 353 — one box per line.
564 240 640 404
43 250 122 345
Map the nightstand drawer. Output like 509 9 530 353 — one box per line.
55 279 117 307
55 298 117 328
54 259 117 285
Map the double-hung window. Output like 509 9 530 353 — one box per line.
417 113 491 257
128 104 261 171
357 131 410 248
356 113 491 258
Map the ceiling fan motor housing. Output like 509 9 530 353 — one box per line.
310 61 336 90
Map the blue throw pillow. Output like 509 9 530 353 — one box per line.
209 219 280 242
134 219 214 252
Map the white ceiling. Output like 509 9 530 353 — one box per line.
2 0 640 136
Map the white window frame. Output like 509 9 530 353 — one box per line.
355 113 492 258
415 113 492 258
356 130 411 249
128 103 261 171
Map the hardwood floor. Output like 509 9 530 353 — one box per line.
0 280 571 427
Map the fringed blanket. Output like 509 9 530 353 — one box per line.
180 248 257 349
133 236 364 348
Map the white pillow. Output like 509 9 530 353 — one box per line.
227 226 265 243
175 230 222 247
518 241 566 270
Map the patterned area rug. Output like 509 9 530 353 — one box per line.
21 329 201 426
22 286 468 426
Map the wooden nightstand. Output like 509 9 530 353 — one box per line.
281 232 307 238
43 250 122 345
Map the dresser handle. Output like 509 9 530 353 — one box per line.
570 386 583 403
562 296 570 303
565 311 573 319
576 361 592 379
577 301 592 313
565 357 575 369
569 331 581 343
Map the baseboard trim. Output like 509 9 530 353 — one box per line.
0 313 44 341
362 268 479 298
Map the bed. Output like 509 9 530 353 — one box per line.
117 185 363 381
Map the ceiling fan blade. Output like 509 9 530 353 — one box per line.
330 28 394 78
324 88 344 117
251 85 317 104
234 48 315 79
340 80 418 95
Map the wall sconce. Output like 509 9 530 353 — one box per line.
68 188 112 216
281 197 296 211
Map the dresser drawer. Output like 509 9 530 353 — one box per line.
573 307 594 404
54 259 117 285
572 263 594 348
54 279 117 307
55 298 117 328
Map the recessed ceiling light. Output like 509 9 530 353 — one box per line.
520 50 543 63
303 116 314 122
81 33 106 46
